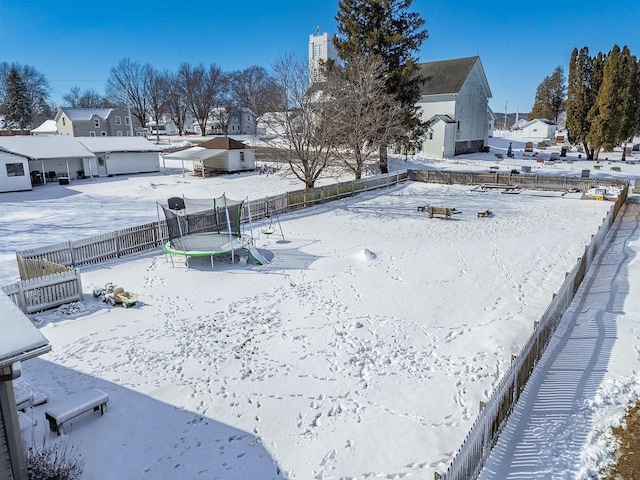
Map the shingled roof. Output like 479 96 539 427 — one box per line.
199 137 248 150
417 56 482 96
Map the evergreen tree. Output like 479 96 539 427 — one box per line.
566 47 598 158
619 46 640 143
529 66 566 123
588 45 626 158
334 0 428 173
3 66 33 129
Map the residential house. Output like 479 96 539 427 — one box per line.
521 119 557 139
77 137 162 176
191 108 255 136
417 56 492 158
55 107 145 138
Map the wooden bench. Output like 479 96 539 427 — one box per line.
610 166 621 172
477 210 492 218
44 388 109 435
428 205 452 219
593 164 602 170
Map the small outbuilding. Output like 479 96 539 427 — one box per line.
163 137 255 177
77 137 161 176
521 119 557 139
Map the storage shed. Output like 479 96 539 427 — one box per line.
163 137 255 177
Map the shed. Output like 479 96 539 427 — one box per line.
30 120 58 136
77 137 161 176
163 137 255 177
521 119 558 139
0 292 51 480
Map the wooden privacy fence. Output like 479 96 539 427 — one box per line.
2 269 82 314
437 183 628 480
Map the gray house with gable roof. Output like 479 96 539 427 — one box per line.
54 107 144 138
416 56 492 159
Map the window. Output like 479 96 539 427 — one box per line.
117 131 123 137
115 116 121 125
101 131 107 136
427 132 433 140
240 151 245 162
6 163 25 177
94 118 100 128
126 131 131 136
125 117 130 125
90 131 96 137
98 157 105 167
62 118 66 126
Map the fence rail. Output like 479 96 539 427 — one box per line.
436 183 629 480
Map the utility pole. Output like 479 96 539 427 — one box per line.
504 101 508 130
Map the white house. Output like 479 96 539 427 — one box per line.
417 56 492 159
0 148 32 192
0 135 96 184
163 137 255 176
77 137 161 176
521 119 557 138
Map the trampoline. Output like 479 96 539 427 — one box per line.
158 194 263 267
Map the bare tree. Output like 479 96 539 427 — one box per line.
227 66 280 135
265 53 336 188
325 54 406 179
147 68 168 142
161 71 189 135
62 86 109 107
105 58 152 127
178 63 225 136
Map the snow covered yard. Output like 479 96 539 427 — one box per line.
17 182 613 479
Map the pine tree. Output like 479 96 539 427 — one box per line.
334 0 428 173
529 66 566 123
3 66 33 129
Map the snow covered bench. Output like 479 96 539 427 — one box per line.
428 205 452 219
44 388 109 435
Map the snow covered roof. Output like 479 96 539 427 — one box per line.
58 107 115 121
0 135 96 159
0 293 50 368
522 118 557 128
77 137 163 153
162 146 226 162
31 119 58 134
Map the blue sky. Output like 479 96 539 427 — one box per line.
1 0 638 115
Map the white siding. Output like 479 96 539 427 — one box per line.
104 152 160 175
0 152 31 192
456 63 490 144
